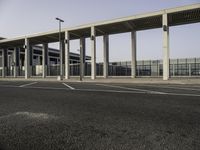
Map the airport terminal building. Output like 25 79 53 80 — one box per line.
0 4 200 80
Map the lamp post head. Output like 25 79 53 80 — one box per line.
55 17 64 22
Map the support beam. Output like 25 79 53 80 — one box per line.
103 35 109 78
131 31 137 78
80 38 86 79
65 31 70 79
42 43 48 78
2 49 8 77
25 38 31 79
13 48 20 77
162 13 170 80
91 26 96 80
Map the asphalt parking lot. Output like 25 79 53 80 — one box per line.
0 80 199 150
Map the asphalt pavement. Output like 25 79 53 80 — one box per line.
0 81 199 150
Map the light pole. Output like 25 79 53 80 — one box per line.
77 49 82 81
55 17 64 80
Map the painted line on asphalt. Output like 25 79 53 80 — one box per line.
75 88 145 94
139 84 200 92
25 86 71 90
96 84 166 94
1 84 200 97
62 83 75 90
19 82 38 87
165 86 200 91
164 92 200 97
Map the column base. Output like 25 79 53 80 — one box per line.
14 66 19 78
25 66 32 79
57 76 63 81
163 76 169 80
42 65 47 78
2 67 7 77
131 76 136 79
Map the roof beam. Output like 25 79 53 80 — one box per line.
95 28 106 34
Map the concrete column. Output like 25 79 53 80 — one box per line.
13 48 20 77
103 35 109 78
42 43 48 78
65 31 70 79
131 31 137 78
162 13 170 80
91 26 96 80
2 49 8 77
25 38 31 79
80 38 86 79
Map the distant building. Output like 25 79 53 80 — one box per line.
0 46 91 76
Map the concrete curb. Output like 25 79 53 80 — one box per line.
0 77 200 85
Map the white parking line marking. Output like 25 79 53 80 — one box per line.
165 93 200 97
0 84 200 97
96 84 166 94
140 84 200 91
165 86 200 91
26 86 70 90
139 85 200 91
19 82 38 87
62 83 75 90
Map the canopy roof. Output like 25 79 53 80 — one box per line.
0 3 200 49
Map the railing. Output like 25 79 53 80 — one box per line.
0 59 200 77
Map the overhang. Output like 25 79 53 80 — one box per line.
0 3 200 48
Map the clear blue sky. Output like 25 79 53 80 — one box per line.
0 0 200 62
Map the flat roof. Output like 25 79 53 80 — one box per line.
0 3 200 48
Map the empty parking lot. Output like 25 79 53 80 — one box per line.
0 80 199 150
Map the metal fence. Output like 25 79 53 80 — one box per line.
1 58 200 77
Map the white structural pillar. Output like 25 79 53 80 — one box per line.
91 26 96 80
2 49 7 77
103 35 109 78
13 48 20 78
131 31 137 78
163 13 170 80
59 41 64 80
65 31 70 79
42 43 48 78
80 38 86 79
25 38 31 79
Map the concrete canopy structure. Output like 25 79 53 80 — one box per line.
0 3 200 80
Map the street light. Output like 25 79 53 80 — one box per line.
77 49 82 81
55 17 64 80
